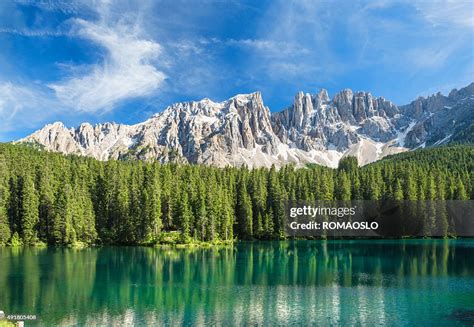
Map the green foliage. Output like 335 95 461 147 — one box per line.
0 320 16 327
9 232 22 247
338 156 358 172
0 143 472 245
0 189 10 245
237 175 253 239
0 221 10 245
20 174 39 244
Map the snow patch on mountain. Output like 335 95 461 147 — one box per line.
17 82 474 168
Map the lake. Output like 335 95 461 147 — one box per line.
1 240 473 326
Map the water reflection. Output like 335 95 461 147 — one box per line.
0 240 473 326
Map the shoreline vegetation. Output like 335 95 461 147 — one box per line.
0 144 472 248
1 236 472 250
2 231 236 249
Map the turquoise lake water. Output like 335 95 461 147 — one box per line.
0 240 473 326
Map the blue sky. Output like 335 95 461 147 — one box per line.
0 0 473 141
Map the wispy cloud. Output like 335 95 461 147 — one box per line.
49 8 166 113
225 38 310 57
248 0 473 87
413 0 474 27
0 27 67 37
0 0 472 141
0 82 60 139
14 0 86 14
406 42 462 70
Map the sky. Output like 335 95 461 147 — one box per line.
0 0 473 141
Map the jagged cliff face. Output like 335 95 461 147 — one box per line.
22 93 285 167
18 83 474 168
400 83 474 148
271 89 407 149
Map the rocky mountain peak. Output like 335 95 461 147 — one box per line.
18 83 473 168
317 89 330 102
448 82 474 100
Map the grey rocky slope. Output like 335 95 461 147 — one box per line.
18 83 474 168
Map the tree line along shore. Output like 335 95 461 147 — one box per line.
0 144 471 247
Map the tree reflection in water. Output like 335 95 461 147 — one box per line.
0 240 473 326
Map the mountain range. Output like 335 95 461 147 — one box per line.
18 83 474 168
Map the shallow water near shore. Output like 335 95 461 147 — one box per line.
1 240 473 326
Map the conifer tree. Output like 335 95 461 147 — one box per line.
336 172 351 200
338 156 358 172
393 179 404 200
0 143 472 243
454 177 468 200
237 176 253 239
20 174 39 244
405 173 418 200
268 166 286 237
177 190 193 241
52 181 75 245
37 169 55 242
219 190 233 240
141 165 162 242
114 172 132 243
0 187 10 245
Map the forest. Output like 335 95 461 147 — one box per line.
0 144 472 246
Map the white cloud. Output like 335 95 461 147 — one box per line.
414 0 474 27
225 38 311 57
49 15 166 113
252 0 473 80
405 42 461 69
0 82 59 136
13 0 85 14
0 28 66 37
0 83 31 121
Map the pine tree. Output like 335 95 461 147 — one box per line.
366 168 381 200
112 171 131 243
37 168 55 243
405 173 418 200
268 167 285 237
141 165 162 242
0 143 471 244
160 165 174 230
20 174 39 244
177 190 193 241
336 172 351 200
219 190 233 240
426 175 436 200
0 154 10 244
454 177 468 200
7 177 21 236
393 179 404 200
0 189 10 245
237 176 253 239
317 172 334 200
74 180 97 244
195 193 207 240
52 181 76 245
338 156 358 172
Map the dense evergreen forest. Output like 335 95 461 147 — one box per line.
0 144 472 246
